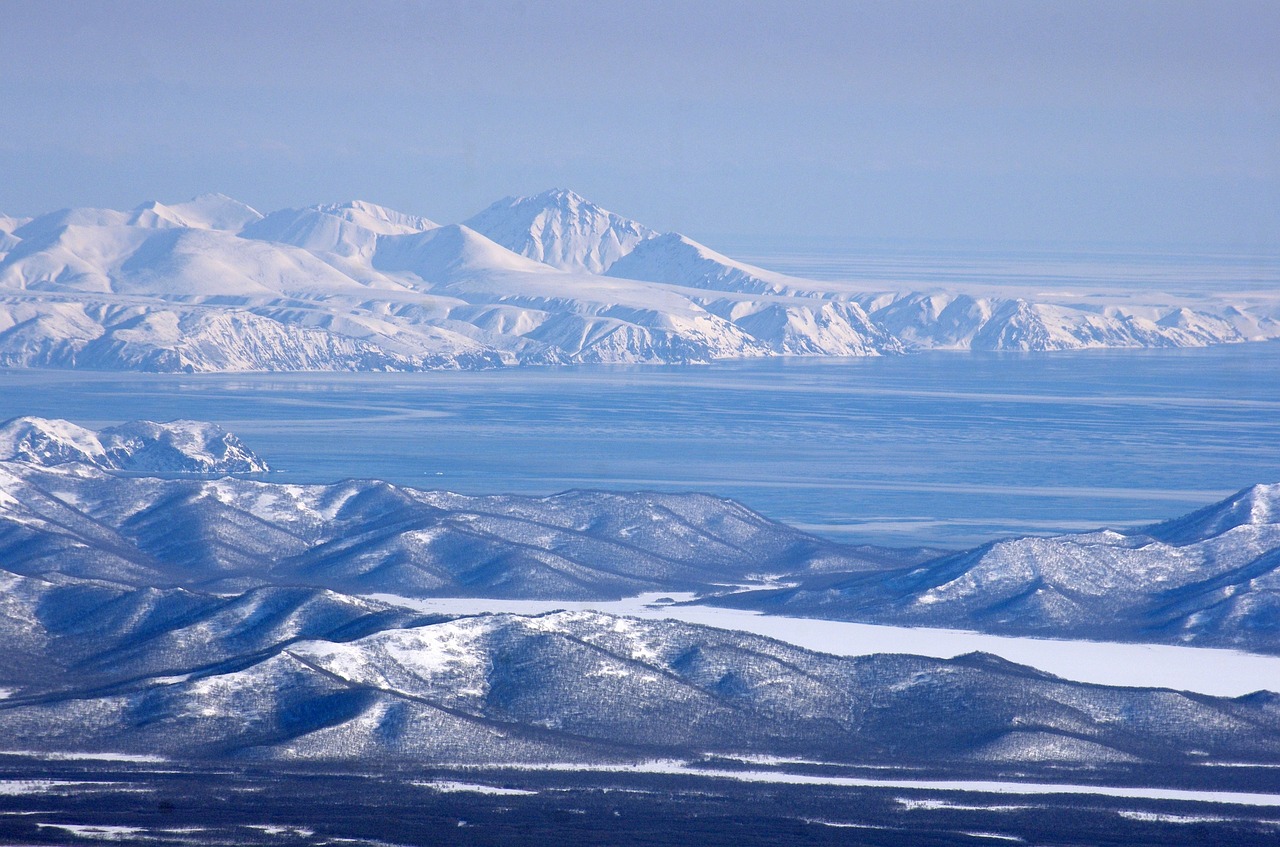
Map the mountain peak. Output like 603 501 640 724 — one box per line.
0 416 106 466
0 214 31 234
127 194 263 232
528 187 590 208
310 200 437 235
239 200 437 259
1144 483 1280 544
462 189 655 274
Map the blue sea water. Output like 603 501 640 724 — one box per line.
1 343 1276 548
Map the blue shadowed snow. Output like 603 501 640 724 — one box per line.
0 343 1275 548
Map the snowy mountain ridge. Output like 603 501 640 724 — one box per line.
0 461 863 597
607 232 799 295
0 458 1278 776
715 482 1280 654
0 416 269 473
0 189 1273 372
4 582 1278 771
0 450 1277 653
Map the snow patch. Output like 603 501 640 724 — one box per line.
0 780 118 795
244 824 316 837
37 824 146 840
0 750 167 763
460 760 1280 806
416 780 537 796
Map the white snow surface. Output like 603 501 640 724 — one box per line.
127 194 264 232
0 190 1270 372
416 780 537 796
0 781 116 796
475 760 1280 807
0 751 167 763
607 232 801 295
36 824 147 840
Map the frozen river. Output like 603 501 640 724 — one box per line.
0 343 1276 547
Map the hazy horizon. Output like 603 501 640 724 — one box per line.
2 1 1276 251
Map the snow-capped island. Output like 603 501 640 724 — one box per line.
0 189 1273 372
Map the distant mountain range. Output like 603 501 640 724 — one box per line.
0 189 1273 372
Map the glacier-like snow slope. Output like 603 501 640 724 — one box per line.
0 190 1271 372
714 484 1280 654
0 416 268 473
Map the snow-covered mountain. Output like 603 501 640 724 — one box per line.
607 232 798 295
463 188 656 274
705 297 904 356
372 223 564 284
242 199 437 263
861 291 1255 351
0 190 1270 372
3 453 1280 653
1 460 1279 775
0 214 29 234
716 483 1280 654
0 214 32 254
12 194 262 243
0 462 871 597
0 573 420 695
1 577 1278 771
0 416 268 473
125 193 264 232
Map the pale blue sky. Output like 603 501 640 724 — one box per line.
1 0 1276 248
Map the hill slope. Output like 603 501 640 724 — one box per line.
0 416 268 472
714 483 1280 653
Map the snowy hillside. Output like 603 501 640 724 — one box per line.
2 456 1279 653
861 291 1258 351
717 483 1280 653
242 200 437 265
1 569 1278 771
607 232 798 295
1 459 1280 777
0 190 1271 372
0 416 268 472
0 464 866 597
